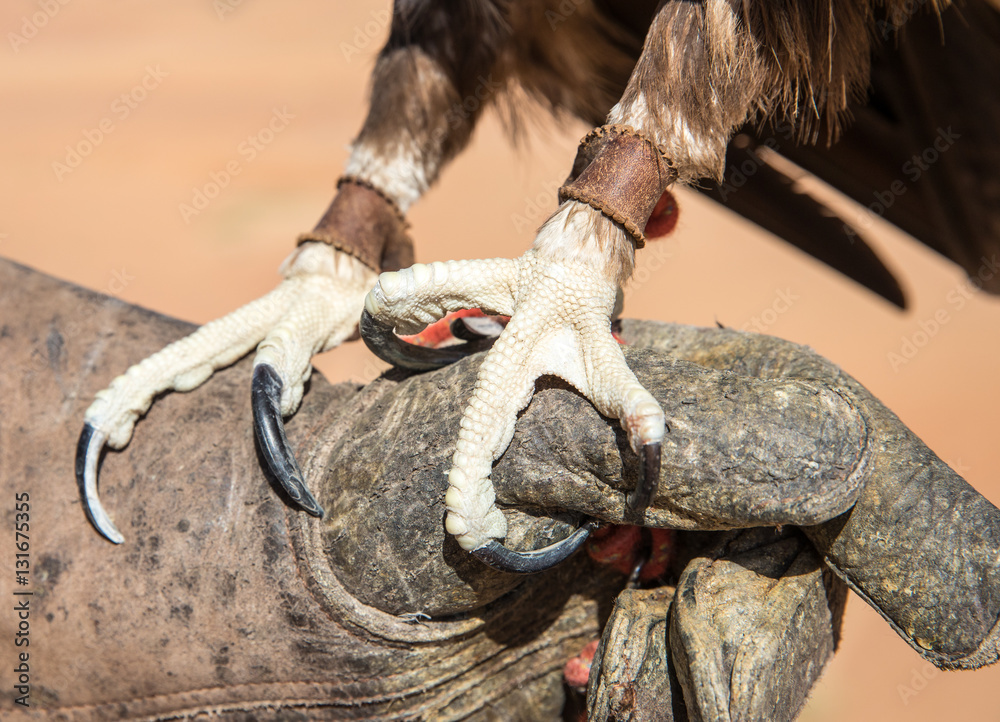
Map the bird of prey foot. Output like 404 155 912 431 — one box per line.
77 243 375 543
362 205 666 574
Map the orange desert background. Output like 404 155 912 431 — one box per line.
2 1 999 719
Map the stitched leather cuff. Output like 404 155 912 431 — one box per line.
558 125 676 249
297 176 414 272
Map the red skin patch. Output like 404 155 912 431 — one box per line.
587 524 642 575
400 309 508 348
644 189 679 239
586 524 676 582
639 528 676 583
563 638 600 689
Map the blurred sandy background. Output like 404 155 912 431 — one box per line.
2 1 999 719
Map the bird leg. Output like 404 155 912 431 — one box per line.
363 124 675 572
77 238 382 542
77 6 503 542
247 178 412 517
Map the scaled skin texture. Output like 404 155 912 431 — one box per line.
80 243 374 542
364 220 664 551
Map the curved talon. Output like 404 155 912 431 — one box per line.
450 315 507 342
251 364 324 517
76 423 124 544
360 309 492 371
472 520 598 574
626 442 661 513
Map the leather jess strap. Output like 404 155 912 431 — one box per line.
297 176 414 272
559 125 676 248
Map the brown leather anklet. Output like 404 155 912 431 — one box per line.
559 125 677 248
297 175 414 272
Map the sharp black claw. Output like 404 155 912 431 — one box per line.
360 309 494 371
251 364 324 517
472 520 597 574
76 422 124 544
450 315 506 342
626 442 661 513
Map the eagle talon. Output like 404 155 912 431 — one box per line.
472 520 598 574
450 315 507 342
76 422 124 544
626 442 661 514
251 364 324 517
360 308 491 371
